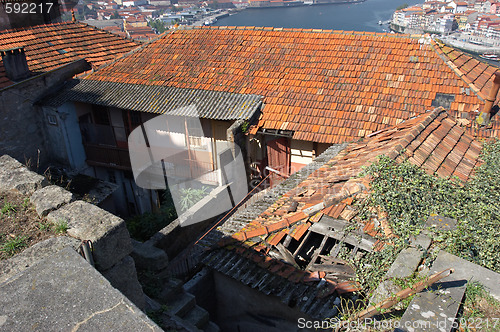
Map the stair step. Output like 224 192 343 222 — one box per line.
159 278 184 302
167 293 196 317
203 321 221 332
182 305 210 329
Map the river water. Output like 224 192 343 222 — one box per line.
214 0 419 32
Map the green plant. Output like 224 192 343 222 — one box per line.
21 197 31 210
37 220 52 231
355 140 500 274
460 281 500 331
391 273 428 307
179 187 209 212
53 219 68 234
1 202 17 217
1 235 28 257
344 140 500 298
241 120 250 133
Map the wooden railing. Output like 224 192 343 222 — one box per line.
84 144 132 170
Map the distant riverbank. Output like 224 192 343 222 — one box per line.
214 0 419 32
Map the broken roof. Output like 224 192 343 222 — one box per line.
83 26 497 143
0 22 139 88
44 79 262 121
201 107 482 319
433 39 500 138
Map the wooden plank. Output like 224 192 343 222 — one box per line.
276 244 300 269
306 234 328 270
311 216 376 251
310 264 356 277
318 254 349 266
330 238 345 258
282 234 293 248
293 229 312 257
349 245 359 260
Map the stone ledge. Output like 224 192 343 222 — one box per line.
0 155 48 195
0 247 161 331
131 239 169 271
0 236 80 284
47 201 133 270
101 255 145 310
30 185 73 217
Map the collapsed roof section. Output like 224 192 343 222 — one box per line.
202 107 482 319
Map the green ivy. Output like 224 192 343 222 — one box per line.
351 140 500 294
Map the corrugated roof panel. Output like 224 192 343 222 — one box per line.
46 80 262 121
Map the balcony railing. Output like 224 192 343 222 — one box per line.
84 144 132 170
80 123 217 183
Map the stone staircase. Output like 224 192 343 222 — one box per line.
158 278 220 332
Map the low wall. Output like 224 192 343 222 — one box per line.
0 154 146 309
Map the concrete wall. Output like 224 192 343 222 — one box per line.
213 271 314 332
0 59 90 168
291 139 314 173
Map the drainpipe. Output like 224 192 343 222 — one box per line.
477 71 500 126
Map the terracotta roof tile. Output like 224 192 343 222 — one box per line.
85 27 497 143
0 21 139 88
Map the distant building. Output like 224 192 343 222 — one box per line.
123 0 148 6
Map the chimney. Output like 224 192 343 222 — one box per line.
477 71 500 126
0 47 30 81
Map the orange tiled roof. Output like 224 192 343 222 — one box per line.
85 27 494 143
0 21 140 88
432 39 500 138
216 107 481 288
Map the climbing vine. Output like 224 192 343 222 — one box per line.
349 140 500 293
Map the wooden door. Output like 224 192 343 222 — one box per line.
266 137 290 187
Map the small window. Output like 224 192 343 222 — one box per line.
47 114 58 126
188 136 204 149
185 117 207 150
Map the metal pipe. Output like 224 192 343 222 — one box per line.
265 166 290 179
81 240 95 267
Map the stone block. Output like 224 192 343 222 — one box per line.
0 247 161 331
0 236 80 283
431 250 500 301
47 200 133 270
386 247 424 279
30 185 73 217
397 279 467 332
101 255 146 310
131 239 169 271
0 155 48 195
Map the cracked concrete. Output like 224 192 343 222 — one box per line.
0 247 161 331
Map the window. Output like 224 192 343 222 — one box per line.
185 117 207 150
92 105 110 125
